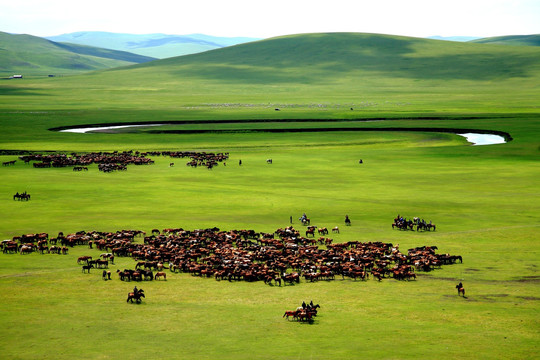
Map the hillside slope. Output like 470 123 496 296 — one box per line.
4 32 540 114
0 32 156 76
470 34 540 47
123 32 540 83
46 32 260 58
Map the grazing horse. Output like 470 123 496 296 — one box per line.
82 264 94 273
154 272 167 280
127 288 145 303
332 226 339 233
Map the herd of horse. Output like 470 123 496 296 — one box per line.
2 226 462 290
8 150 229 172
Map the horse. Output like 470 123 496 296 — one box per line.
301 218 311 226
318 227 328 235
345 216 351 226
283 310 298 320
456 284 465 297
297 310 313 322
332 226 339 233
82 264 94 273
127 288 145 303
266 159 272 164
154 272 167 280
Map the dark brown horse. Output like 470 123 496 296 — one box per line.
127 288 145 303
456 284 465 297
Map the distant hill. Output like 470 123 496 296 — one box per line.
428 36 481 42
0 32 156 76
469 35 540 47
46 32 261 59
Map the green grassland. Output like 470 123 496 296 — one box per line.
0 33 539 359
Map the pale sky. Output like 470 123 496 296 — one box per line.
1 0 539 39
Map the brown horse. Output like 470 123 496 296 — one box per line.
283 310 298 320
155 272 167 280
456 284 465 297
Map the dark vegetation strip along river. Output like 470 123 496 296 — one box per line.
52 118 511 145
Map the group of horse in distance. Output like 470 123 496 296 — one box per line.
392 215 436 232
283 301 320 323
10 150 229 172
13 191 30 201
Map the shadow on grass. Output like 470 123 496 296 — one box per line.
0 86 49 96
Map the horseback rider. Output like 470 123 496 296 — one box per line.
133 285 138 294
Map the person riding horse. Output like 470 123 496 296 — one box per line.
127 287 145 303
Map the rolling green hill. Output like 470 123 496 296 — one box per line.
138 32 540 82
470 34 540 46
0 31 156 76
8 32 535 115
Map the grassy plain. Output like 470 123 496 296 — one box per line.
0 33 539 359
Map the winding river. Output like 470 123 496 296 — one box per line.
58 123 509 146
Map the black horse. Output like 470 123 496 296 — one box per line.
13 192 30 201
456 283 465 297
345 215 351 226
127 288 145 303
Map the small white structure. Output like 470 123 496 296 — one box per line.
12 75 23 79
